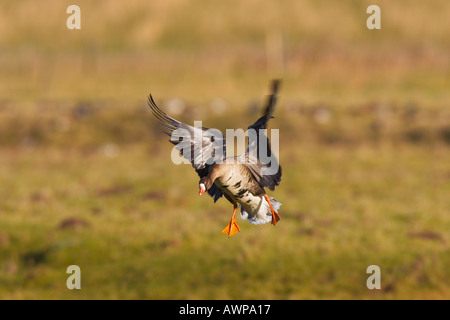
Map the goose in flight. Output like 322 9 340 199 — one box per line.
148 80 282 237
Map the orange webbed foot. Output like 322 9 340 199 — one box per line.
221 205 240 237
221 216 240 237
271 210 281 226
264 195 281 226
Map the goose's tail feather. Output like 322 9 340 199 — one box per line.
240 196 282 225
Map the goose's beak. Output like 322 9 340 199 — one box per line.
199 183 206 196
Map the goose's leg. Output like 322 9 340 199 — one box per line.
221 204 240 237
264 195 281 226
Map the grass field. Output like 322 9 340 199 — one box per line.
0 1 449 299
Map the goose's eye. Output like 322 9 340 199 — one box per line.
210 136 215 142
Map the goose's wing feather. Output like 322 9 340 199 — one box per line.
244 79 282 191
148 95 225 202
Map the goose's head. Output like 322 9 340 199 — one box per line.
199 176 214 196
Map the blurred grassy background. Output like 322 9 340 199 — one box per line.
0 0 449 299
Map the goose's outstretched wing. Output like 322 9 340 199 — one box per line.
148 95 225 202
245 79 282 191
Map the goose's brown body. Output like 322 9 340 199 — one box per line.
200 160 281 226
212 163 265 212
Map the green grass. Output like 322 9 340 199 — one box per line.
0 103 449 299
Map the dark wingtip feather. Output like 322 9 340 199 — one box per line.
147 94 181 132
271 79 281 93
248 79 281 130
